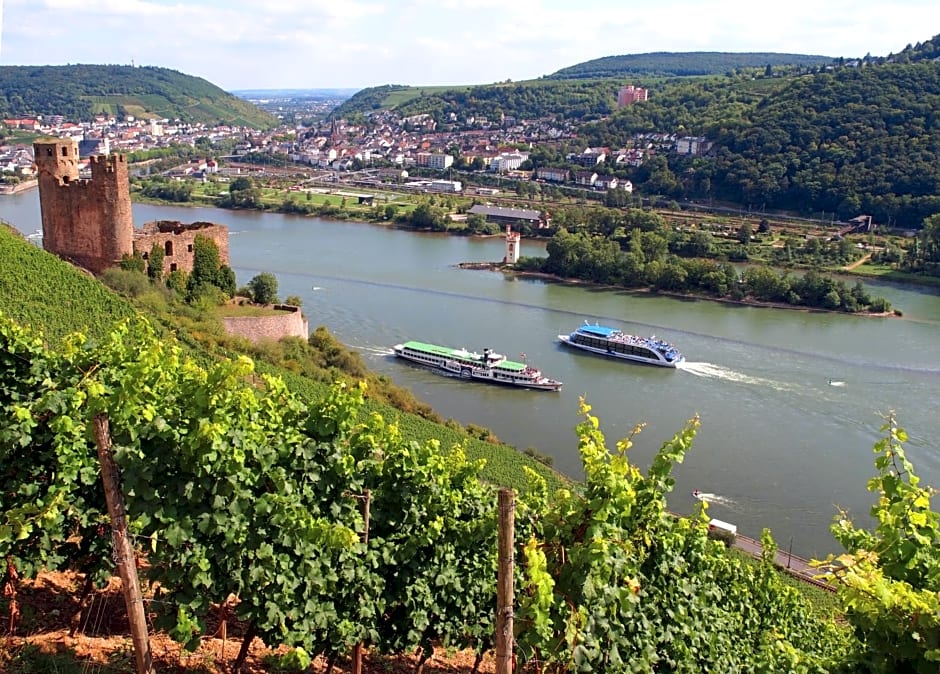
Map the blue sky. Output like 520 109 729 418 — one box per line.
2 0 939 92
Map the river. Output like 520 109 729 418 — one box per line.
5 188 940 559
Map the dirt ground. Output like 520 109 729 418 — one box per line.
1 570 498 673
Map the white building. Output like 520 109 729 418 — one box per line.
489 152 527 172
428 179 462 193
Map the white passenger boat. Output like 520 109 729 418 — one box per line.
558 322 684 367
393 341 563 391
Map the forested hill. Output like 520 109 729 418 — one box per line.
577 53 940 228
0 64 278 129
548 52 834 79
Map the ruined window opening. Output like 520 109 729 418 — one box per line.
187 244 193 252
165 241 173 256
62 176 70 184
46 148 54 157
61 146 68 157
170 263 178 272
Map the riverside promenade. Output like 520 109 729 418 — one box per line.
733 532 834 592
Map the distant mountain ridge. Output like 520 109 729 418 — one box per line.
333 51 837 117
547 51 835 79
0 64 277 129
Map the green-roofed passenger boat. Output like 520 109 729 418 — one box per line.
392 341 563 391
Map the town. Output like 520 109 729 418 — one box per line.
2 84 714 198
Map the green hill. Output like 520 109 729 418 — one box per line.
333 52 834 118
0 64 278 129
548 51 834 79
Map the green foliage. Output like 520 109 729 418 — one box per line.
119 252 146 273
398 203 449 231
0 315 499 663
540 226 890 312
100 268 153 298
337 80 618 123
141 179 193 203
216 265 237 297
185 235 231 302
166 269 188 296
0 64 277 129
147 243 165 281
221 176 264 209
820 414 940 673
0 226 137 345
515 399 853 672
549 52 833 79
248 272 279 305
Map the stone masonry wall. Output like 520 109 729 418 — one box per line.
222 305 309 344
34 140 134 273
134 221 230 274
34 139 230 276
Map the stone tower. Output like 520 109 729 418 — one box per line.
503 224 521 264
34 138 134 273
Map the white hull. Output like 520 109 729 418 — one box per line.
558 334 682 368
394 344 562 391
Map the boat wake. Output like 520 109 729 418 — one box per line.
828 380 846 387
677 361 793 391
692 491 739 510
356 344 396 357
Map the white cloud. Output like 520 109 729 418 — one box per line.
4 0 940 89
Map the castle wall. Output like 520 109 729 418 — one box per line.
134 221 230 274
34 140 230 277
33 139 134 273
222 305 309 344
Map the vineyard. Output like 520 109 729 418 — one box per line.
3 227 940 672
1 311 862 672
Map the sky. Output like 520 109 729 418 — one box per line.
2 0 940 92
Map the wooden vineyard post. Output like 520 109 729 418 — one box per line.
93 414 154 674
496 488 515 674
352 489 371 674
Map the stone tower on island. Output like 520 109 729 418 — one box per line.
503 224 521 264
34 138 134 274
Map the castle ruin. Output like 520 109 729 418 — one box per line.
34 138 134 274
136 220 229 274
33 138 228 274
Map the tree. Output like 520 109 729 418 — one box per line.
119 252 146 274
216 265 237 297
185 235 230 302
249 272 279 305
147 243 165 281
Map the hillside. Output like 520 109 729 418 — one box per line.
336 78 625 121
0 223 563 492
0 64 278 129
548 51 834 79
333 51 833 118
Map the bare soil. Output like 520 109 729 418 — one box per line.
1 570 497 673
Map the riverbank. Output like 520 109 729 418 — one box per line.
0 179 38 195
458 262 898 317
